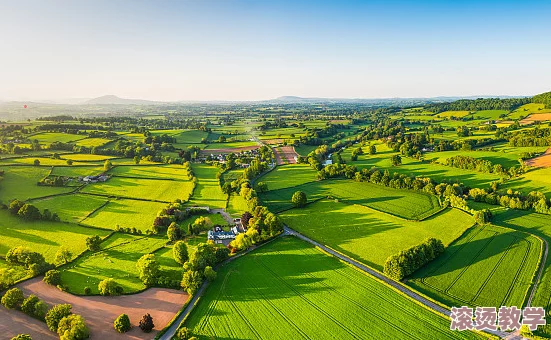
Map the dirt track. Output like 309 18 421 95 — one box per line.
5 278 188 340
526 148 551 168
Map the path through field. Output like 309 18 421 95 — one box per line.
17 278 188 340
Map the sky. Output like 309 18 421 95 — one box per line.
1 0 550 102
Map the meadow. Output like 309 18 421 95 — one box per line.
182 237 482 340
187 164 227 209
0 166 73 202
409 224 541 308
108 164 193 181
60 234 168 294
50 165 104 178
31 194 108 223
257 164 318 191
31 132 86 144
226 193 249 216
280 200 473 270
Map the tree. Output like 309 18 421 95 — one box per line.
192 216 212 233
369 145 377 155
139 314 154 333
167 222 182 242
34 301 48 320
134 155 141 164
57 314 89 340
136 254 160 286
173 241 189 265
85 235 102 252
45 304 72 332
256 182 268 193
391 154 402 166
203 266 217 282
176 327 193 340
181 270 203 295
241 211 253 227
43 269 62 286
17 204 41 220
55 246 72 265
291 191 307 208
8 199 24 214
98 278 123 296
1 287 24 309
103 160 113 172
114 313 131 333
33 159 40 166
21 295 40 316
66 159 73 166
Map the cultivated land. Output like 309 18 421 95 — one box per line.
279 200 473 270
183 237 482 340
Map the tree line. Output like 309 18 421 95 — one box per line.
383 238 445 280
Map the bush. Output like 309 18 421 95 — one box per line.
11 335 32 340
114 313 131 333
57 314 89 340
1 287 25 309
21 294 40 316
291 191 307 207
34 301 49 320
98 278 123 296
181 270 203 295
136 254 160 286
43 269 62 286
204 266 217 282
173 241 189 265
45 304 72 332
17 204 42 220
85 235 102 252
83 287 91 295
139 313 154 333
167 222 182 242
176 327 192 340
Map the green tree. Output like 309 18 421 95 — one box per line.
103 160 113 172
43 269 62 286
139 313 154 333
291 191 307 208
390 154 402 166
192 216 212 233
17 204 41 220
134 155 141 164
181 270 203 295
45 304 72 332
57 314 89 340
176 327 193 340
167 222 182 242
8 199 25 214
114 313 131 333
54 246 72 265
34 301 48 320
33 159 40 166
136 254 160 286
1 287 24 309
98 278 123 296
256 182 268 193
85 235 102 252
21 294 40 316
173 241 189 265
203 266 217 282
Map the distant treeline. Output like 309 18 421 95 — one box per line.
424 97 530 113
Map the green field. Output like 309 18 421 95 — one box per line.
188 164 226 209
73 138 112 147
257 164 318 191
50 165 104 177
280 200 473 270
261 179 441 220
409 224 541 308
226 193 249 216
108 164 192 181
0 166 73 202
81 176 194 202
204 140 258 149
31 132 86 144
60 153 117 161
60 233 168 294
32 194 108 223
81 199 166 232
0 209 110 263
183 237 482 340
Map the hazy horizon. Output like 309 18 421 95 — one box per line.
1 0 550 101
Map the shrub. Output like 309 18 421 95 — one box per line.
136 254 160 286
45 304 72 332
83 287 91 295
383 238 444 280
114 313 131 333
167 222 182 242
17 204 42 220
139 313 154 333
291 191 307 207
57 314 89 340
176 327 192 340
8 199 25 214
43 269 62 286
11 335 32 340
34 301 49 320
204 266 217 282
98 278 123 296
85 235 102 252
1 287 25 309
21 294 40 316
173 241 189 265
181 270 203 295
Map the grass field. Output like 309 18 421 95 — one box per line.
81 199 166 232
226 193 249 217
0 166 73 202
409 224 541 308
294 144 317 156
0 209 110 263
204 140 258 150
257 164 318 191
280 200 473 270
425 147 547 169
261 179 441 220
108 164 193 181
32 194 108 223
156 246 185 282
183 237 482 340
60 234 167 294
50 165 104 178
503 167 551 198
81 176 194 202
31 132 86 144
187 164 226 209
0 157 97 166
73 138 112 147
60 154 116 161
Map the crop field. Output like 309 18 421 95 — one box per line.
261 179 441 220
31 194 108 223
50 165 104 177
0 157 96 166
436 110 470 118
31 132 86 144
81 199 166 231
74 138 112 147
409 224 541 308
0 166 73 202
280 200 473 270
108 164 192 181
183 237 482 340
257 164 318 191
187 164 227 209
60 153 117 161
0 209 110 263
81 176 194 202
503 167 551 197
60 234 168 294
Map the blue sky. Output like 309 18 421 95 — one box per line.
1 0 550 101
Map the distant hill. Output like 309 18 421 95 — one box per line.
83 95 161 105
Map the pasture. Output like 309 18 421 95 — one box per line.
0 209 110 263
74 138 112 147
409 224 541 308
32 194 108 223
31 132 86 144
60 233 168 294
50 165 104 177
257 164 318 191
108 164 193 181
280 200 473 270
226 193 249 216
187 164 227 209
182 237 482 340
0 166 73 202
